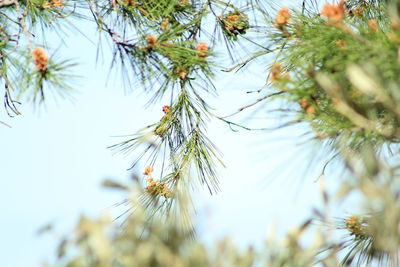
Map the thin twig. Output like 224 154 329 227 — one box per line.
217 117 301 131
0 120 11 128
217 91 285 119
222 49 278 73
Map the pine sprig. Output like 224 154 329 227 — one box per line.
255 1 400 153
0 0 82 113
110 84 223 225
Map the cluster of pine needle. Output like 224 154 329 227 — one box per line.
3 0 400 265
0 0 81 112
256 0 400 265
255 0 398 148
90 0 258 231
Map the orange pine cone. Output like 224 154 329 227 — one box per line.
32 48 49 71
52 0 63 7
146 35 158 46
162 105 170 113
144 166 154 175
368 20 378 32
335 39 346 47
227 14 240 22
269 62 283 81
160 18 170 31
299 99 309 109
196 42 208 57
306 106 315 115
275 7 290 26
321 1 346 23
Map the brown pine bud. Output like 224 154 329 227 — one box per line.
299 99 309 109
196 42 208 57
335 39 346 47
275 7 290 26
144 166 154 175
162 105 170 113
146 35 158 46
306 106 315 115
160 18 170 31
368 20 378 33
321 1 346 23
32 48 49 71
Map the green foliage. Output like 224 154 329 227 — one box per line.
249 2 400 262
264 0 400 150
3 0 400 266
0 0 81 111
48 183 338 267
218 10 250 41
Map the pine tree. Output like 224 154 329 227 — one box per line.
2 0 400 265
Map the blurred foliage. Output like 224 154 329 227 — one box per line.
266 0 400 150
47 164 400 267
48 182 340 267
255 0 400 263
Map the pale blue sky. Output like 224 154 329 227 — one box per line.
0 1 360 266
